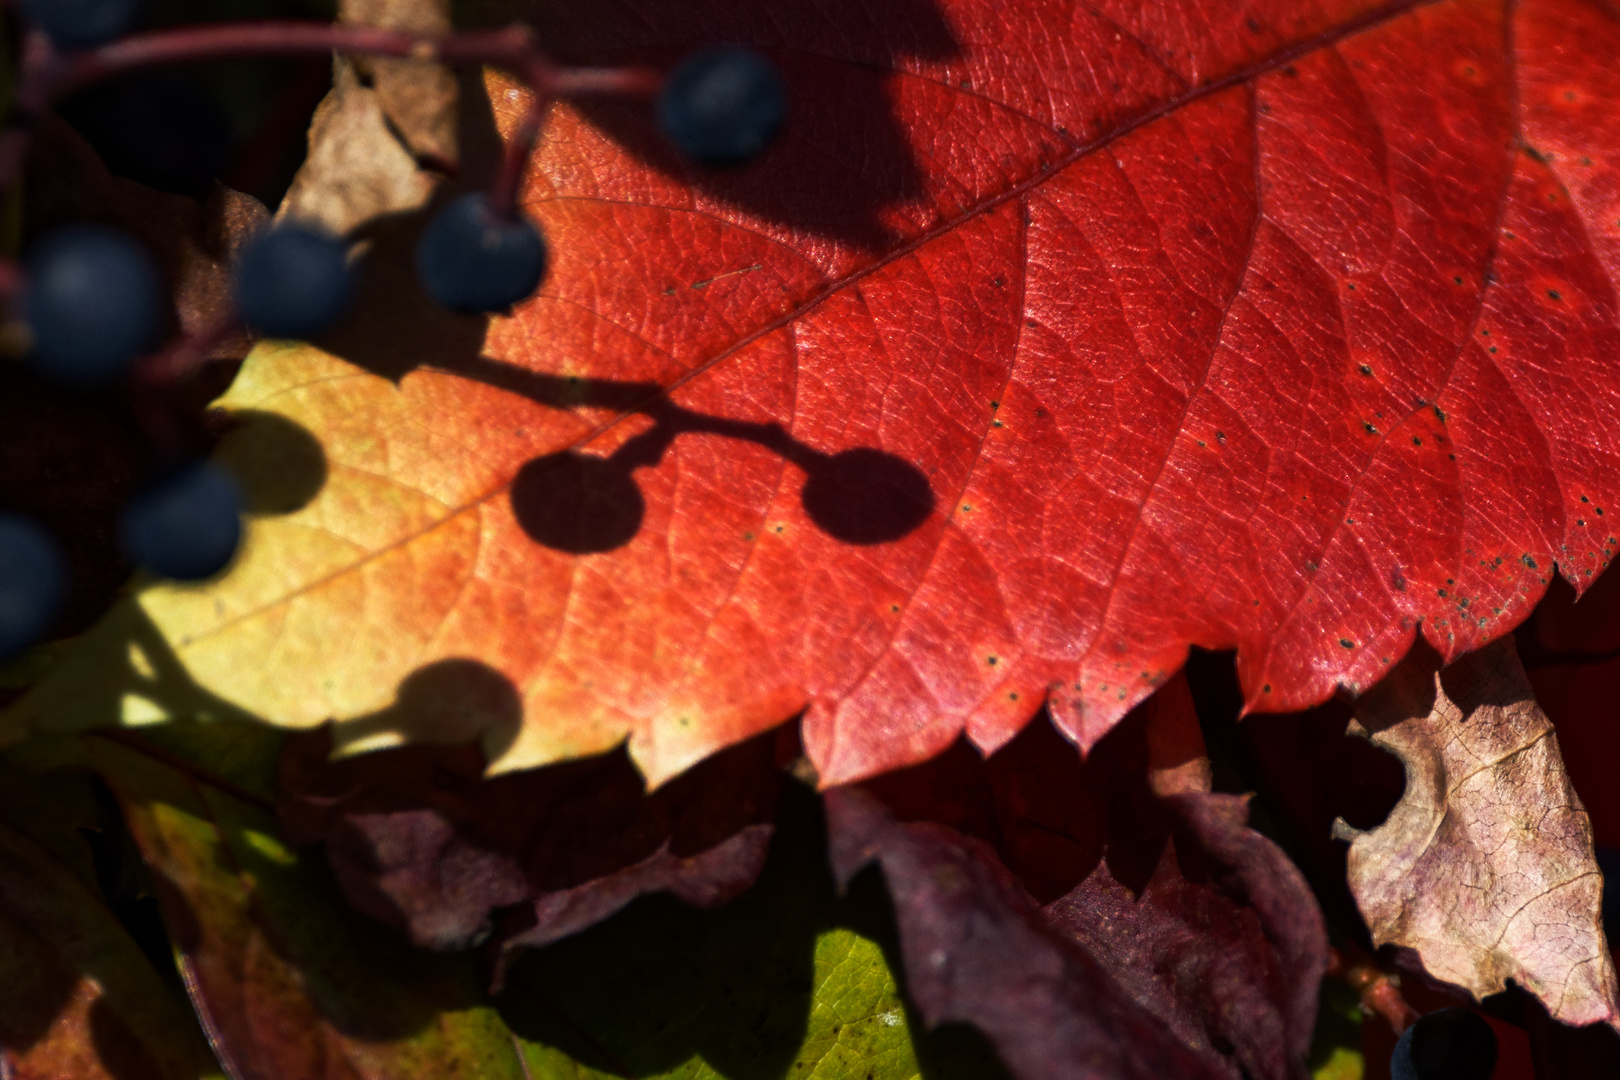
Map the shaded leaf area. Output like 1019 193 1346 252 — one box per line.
1306 981 1364 1080
501 782 1013 1080
87 735 532 1080
11 723 1016 1080
24 115 266 366
0 757 219 1080
274 716 788 967
825 683 1327 1080
0 119 266 678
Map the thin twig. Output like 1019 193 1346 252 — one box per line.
1326 945 1423 1035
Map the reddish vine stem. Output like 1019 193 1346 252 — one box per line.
0 17 661 390
134 316 242 386
1326 945 1423 1035
6 21 660 201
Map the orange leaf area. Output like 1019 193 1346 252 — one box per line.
14 0 1620 789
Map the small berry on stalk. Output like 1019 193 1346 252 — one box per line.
24 224 161 386
416 194 548 314
1390 1007 1498 1080
0 513 67 661
233 223 355 340
658 47 787 167
26 0 144 49
119 462 243 581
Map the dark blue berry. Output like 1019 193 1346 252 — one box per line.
0 514 67 661
233 224 355 340
119 462 243 581
27 0 144 49
658 47 786 167
1391 1008 1498 1080
416 194 548 314
25 224 160 386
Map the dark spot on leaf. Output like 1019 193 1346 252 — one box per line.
1359 364 1372 376
1340 638 1354 649
802 449 935 545
512 451 645 554
1522 554 1538 569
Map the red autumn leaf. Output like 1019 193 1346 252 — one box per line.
17 0 1620 792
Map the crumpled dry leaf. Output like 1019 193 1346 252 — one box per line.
278 61 438 234
341 0 457 163
278 0 456 232
1335 634 1620 1030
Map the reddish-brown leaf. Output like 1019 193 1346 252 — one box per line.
18 0 1620 790
828 680 1327 1079
274 719 786 975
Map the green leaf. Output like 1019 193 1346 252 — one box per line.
87 735 529 1080
1307 979 1365 1080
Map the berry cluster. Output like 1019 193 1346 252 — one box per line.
0 0 788 662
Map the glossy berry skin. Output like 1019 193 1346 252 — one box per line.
1391 1008 1498 1080
0 514 67 661
25 224 160 386
119 462 243 581
658 47 786 167
27 0 143 49
233 224 355 340
416 194 548 314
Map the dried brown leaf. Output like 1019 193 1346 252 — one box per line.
1336 635 1620 1029
340 0 456 163
279 60 437 233
279 0 457 231
275 720 784 983
837 680 1327 1080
